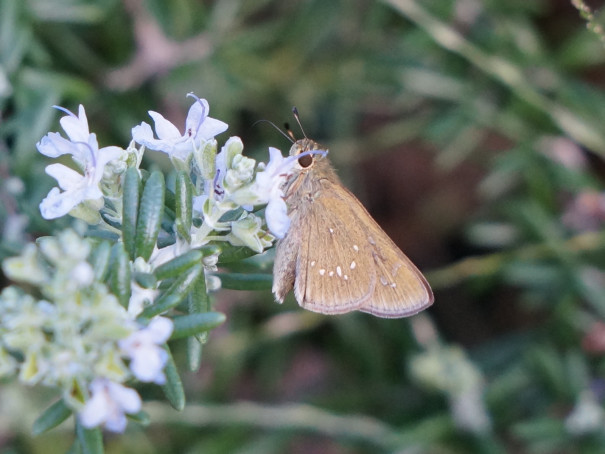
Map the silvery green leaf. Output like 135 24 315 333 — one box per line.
109 243 131 309
175 171 193 241
32 399 72 435
135 171 165 261
154 250 203 281
122 167 141 260
160 346 185 411
139 264 203 318
91 241 111 282
75 422 103 454
170 312 226 339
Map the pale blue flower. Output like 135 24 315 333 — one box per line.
265 192 290 238
79 379 142 432
37 105 123 219
37 105 91 160
118 317 173 384
248 147 292 238
131 95 227 161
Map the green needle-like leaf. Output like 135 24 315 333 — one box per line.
139 264 203 318
90 241 111 282
187 336 203 372
135 171 165 261
216 244 258 264
171 312 226 339
134 271 157 289
127 410 150 426
32 399 72 435
122 167 141 260
188 266 208 314
161 346 185 411
186 270 209 370
109 243 132 309
154 250 203 281
175 171 193 241
76 422 103 454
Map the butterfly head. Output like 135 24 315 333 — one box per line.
288 138 329 171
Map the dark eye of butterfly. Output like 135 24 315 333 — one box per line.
298 153 313 168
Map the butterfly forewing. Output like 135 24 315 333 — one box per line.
326 181 432 317
294 190 377 314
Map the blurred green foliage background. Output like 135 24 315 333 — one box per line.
3 0 605 452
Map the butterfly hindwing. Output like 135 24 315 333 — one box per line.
360 225 434 318
272 219 299 303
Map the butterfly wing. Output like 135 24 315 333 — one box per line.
273 193 373 310
272 218 299 303
292 186 378 314
358 215 434 318
273 175 433 318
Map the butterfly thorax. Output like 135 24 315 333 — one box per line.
283 139 340 205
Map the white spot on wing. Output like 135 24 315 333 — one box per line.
344 275 348 280
319 269 325 276
329 271 334 277
310 260 316 267
353 245 359 252
392 263 402 276
336 266 342 277
329 228 334 234
350 261 356 270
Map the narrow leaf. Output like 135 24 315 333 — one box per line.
139 293 181 319
134 272 157 289
32 399 72 435
75 422 104 454
164 185 176 211
99 211 122 230
90 241 111 282
161 346 185 411
186 270 208 371
171 312 226 339
135 171 165 261
109 243 131 309
127 410 150 426
216 244 257 264
187 337 203 371
139 264 203 318
188 267 208 314
154 250 203 281
175 171 193 241
122 167 141 260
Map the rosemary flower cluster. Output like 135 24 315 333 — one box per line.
0 94 301 434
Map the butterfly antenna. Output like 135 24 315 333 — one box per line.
283 122 297 142
252 119 294 143
292 107 308 138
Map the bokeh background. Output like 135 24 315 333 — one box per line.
3 0 605 452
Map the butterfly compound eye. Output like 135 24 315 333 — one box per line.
298 153 313 168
